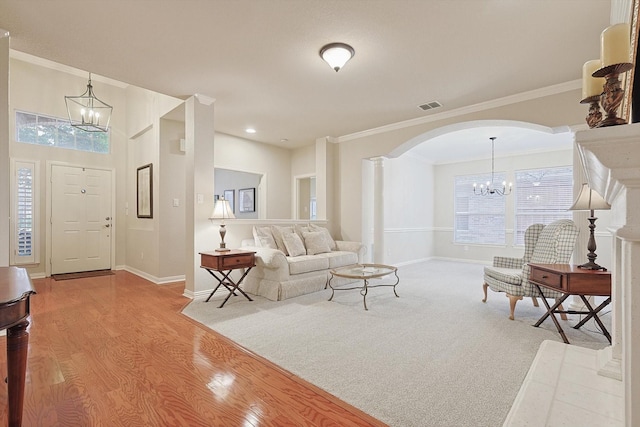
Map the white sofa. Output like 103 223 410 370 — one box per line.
241 223 365 301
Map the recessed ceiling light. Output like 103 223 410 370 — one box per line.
245 128 256 134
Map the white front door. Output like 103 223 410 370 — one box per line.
51 165 112 274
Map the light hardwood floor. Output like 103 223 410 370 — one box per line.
0 271 386 426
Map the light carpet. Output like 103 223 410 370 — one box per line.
182 260 611 427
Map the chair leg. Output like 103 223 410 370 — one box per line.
556 299 568 321
507 294 523 320
531 297 539 307
482 283 489 303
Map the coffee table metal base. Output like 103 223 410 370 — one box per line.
328 264 399 310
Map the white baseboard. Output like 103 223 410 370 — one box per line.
123 265 185 285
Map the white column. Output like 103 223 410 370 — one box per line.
372 157 385 263
184 94 216 298
617 187 640 426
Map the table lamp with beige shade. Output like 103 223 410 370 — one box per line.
569 183 611 271
209 197 235 252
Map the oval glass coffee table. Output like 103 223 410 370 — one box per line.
328 263 399 310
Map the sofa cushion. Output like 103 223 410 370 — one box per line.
288 255 329 275
484 266 522 286
303 231 331 255
252 226 277 249
318 250 358 269
309 224 337 250
283 232 306 257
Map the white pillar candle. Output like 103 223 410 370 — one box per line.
582 59 604 99
601 23 631 67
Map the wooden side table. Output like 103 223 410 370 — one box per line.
0 267 36 427
528 263 611 344
199 250 256 308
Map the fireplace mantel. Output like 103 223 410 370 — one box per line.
576 123 640 427
576 122 640 208
505 124 640 426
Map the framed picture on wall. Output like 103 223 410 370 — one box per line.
223 189 235 213
239 187 255 213
137 163 153 218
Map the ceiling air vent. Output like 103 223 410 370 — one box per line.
418 101 442 111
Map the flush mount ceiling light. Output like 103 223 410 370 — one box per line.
65 72 112 133
319 42 355 72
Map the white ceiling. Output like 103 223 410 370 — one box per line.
0 0 612 161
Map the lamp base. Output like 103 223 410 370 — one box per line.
577 261 607 271
215 248 231 252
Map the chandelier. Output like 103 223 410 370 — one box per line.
473 137 512 196
65 73 112 132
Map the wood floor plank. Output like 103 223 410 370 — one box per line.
0 271 387 427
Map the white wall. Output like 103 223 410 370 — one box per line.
159 118 186 279
9 58 128 276
382 153 434 265
124 85 182 283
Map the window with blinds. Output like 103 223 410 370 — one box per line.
12 160 38 265
514 166 573 245
454 172 507 245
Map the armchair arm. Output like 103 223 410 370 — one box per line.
493 256 523 269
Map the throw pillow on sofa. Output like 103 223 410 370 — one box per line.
252 226 277 249
271 225 295 255
303 231 331 255
283 232 306 257
308 224 337 250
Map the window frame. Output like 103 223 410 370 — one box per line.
513 165 574 246
15 110 110 154
454 172 508 246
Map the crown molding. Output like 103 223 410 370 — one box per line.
194 93 215 106
338 80 581 143
10 49 129 88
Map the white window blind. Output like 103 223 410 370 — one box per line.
514 166 573 245
12 160 38 265
454 173 507 245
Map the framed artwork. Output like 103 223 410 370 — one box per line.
137 163 153 218
239 187 256 213
224 189 235 213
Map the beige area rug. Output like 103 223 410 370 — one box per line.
182 260 611 427
52 269 115 281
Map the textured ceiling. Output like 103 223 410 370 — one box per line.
0 0 612 157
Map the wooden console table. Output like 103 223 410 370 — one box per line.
199 250 255 308
0 267 36 427
528 263 611 344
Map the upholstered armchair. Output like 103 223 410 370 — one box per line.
482 219 579 320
